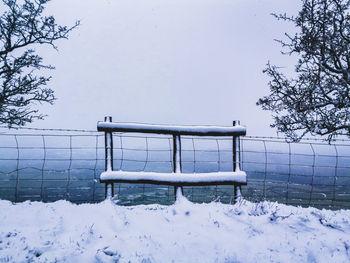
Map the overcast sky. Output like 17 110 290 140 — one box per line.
30 0 300 136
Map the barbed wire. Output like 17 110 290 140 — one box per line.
0 125 98 133
2 126 350 142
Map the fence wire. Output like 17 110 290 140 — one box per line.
0 129 349 209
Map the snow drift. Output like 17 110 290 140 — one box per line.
0 197 349 263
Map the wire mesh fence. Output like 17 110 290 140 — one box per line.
242 137 350 209
0 129 349 209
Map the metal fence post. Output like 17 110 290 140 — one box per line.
233 120 242 202
173 134 183 199
104 116 114 199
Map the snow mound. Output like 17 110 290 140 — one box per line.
0 198 349 263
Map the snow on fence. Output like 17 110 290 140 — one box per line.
97 117 247 200
0 126 349 209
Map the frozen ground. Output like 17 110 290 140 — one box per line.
0 196 350 263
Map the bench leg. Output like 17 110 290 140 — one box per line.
106 182 114 199
174 186 184 200
233 184 242 203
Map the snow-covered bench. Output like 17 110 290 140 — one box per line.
97 117 247 201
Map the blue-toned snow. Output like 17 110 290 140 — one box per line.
0 197 349 263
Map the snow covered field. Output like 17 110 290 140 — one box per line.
0 197 350 263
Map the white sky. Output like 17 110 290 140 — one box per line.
30 0 300 136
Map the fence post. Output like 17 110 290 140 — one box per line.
104 116 114 199
233 120 242 202
173 134 183 199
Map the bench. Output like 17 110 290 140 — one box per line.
97 116 247 201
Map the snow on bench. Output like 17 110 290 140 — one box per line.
97 117 247 201
100 171 247 186
97 121 246 136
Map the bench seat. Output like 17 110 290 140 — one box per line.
100 170 247 186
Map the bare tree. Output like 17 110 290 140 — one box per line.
0 0 79 126
257 0 350 141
